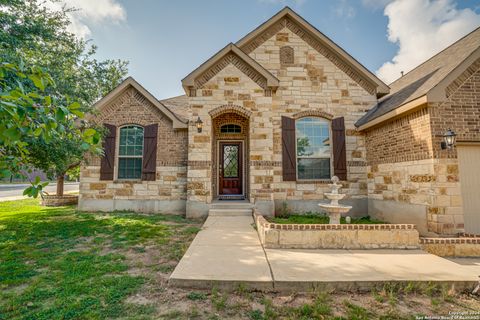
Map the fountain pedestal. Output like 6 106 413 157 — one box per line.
318 176 352 224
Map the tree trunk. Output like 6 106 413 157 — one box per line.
56 175 65 196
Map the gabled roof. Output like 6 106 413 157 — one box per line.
93 77 188 129
182 43 279 93
356 27 480 129
236 7 390 96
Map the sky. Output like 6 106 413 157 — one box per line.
48 0 480 99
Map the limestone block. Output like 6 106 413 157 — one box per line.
90 183 106 190
188 170 208 178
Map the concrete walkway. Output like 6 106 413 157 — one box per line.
170 215 480 292
170 215 273 290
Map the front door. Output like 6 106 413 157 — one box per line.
219 142 243 195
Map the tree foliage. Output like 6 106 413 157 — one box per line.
0 0 129 196
0 61 98 197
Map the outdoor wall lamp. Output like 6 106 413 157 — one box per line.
441 129 457 150
195 116 203 133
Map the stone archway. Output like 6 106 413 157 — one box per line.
211 107 250 200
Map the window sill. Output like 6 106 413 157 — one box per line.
113 179 143 183
296 179 332 184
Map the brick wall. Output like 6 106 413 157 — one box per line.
95 87 188 165
364 58 480 235
79 86 188 210
430 58 480 158
365 107 433 165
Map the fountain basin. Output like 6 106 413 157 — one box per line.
319 203 352 224
323 193 346 200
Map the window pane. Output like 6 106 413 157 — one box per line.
118 125 144 155
297 158 330 180
295 117 331 180
296 117 330 158
118 158 142 179
220 124 241 133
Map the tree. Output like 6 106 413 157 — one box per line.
0 62 100 197
25 128 101 196
0 0 128 196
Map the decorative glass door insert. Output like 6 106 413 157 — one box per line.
219 142 242 195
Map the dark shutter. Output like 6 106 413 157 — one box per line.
100 124 116 180
282 116 296 181
142 124 158 181
332 117 347 181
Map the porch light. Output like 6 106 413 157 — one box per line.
195 116 203 133
441 129 457 150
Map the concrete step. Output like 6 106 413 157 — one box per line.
211 202 254 210
208 208 253 216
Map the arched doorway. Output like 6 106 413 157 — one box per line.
211 110 250 200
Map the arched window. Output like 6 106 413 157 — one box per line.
118 125 144 179
220 124 241 134
295 117 331 180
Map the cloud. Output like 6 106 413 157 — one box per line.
361 0 393 10
376 0 480 84
334 0 356 19
43 0 126 39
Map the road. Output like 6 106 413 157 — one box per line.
0 182 79 201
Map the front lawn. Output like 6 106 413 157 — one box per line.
269 214 386 225
1 200 479 319
0 199 201 319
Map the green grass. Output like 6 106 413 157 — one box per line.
0 200 477 319
269 214 386 224
0 199 201 320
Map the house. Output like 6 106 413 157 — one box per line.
79 7 480 237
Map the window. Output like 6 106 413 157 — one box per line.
220 124 241 133
118 126 144 179
295 117 331 179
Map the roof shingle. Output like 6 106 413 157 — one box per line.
356 27 480 127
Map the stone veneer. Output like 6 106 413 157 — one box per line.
186 26 376 217
366 158 462 235
79 87 188 214
79 18 478 238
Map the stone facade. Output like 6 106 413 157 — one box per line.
79 8 479 239
79 86 188 214
185 25 376 217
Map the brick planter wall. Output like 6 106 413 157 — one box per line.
254 211 420 249
41 195 78 207
420 237 480 257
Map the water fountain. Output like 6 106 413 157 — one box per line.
318 176 352 224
